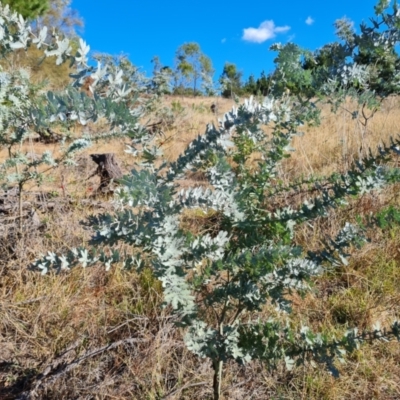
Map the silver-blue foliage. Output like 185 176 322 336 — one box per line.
27 1 400 396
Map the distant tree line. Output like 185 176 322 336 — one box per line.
153 16 400 99
218 62 272 98
150 48 274 98
7 0 400 100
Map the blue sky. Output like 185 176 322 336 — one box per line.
71 0 380 81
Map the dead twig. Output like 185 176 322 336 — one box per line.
162 381 209 400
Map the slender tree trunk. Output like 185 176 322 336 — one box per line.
13 142 23 234
18 181 23 233
212 359 223 400
212 321 224 400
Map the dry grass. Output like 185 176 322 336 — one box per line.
1 95 400 399
153 96 234 163
1 46 75 90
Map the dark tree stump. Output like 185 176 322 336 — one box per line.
36 128 64 143
89 153 123 192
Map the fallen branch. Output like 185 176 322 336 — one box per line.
18 336 151 399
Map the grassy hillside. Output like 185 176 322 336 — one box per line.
1 95 400 399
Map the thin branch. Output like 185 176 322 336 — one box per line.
161 381 209 400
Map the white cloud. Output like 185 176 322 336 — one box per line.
242 20 290 44
305 16 314 25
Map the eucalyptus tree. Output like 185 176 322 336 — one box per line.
34 95 400 399
219 62 243 99
274 0 400 103
174 42 214 95
31 1 400 399
269 1 400 158
35 0 83 36
150 55 173 94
